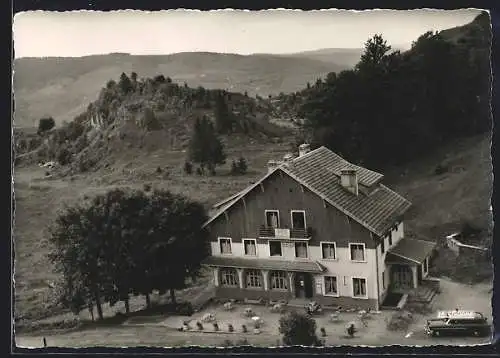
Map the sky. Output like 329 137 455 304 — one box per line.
13 9 484 58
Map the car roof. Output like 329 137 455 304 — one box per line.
437 310 484 319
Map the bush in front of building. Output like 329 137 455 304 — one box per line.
278 310 320 346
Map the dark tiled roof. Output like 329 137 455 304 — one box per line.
293 147 384 187
202 256 325 273
386 238 436 264
282 147 411 236
204 146 412 237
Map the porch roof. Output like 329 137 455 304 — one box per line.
202 256 326 273
385 238 436 265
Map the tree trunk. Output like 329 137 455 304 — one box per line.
88 304 95 322
145 293 151 309
170 288 176 305
124 298 130 314
94 291 104 320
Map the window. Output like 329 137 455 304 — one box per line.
245 269 262 288
423 257 428 274
380 238 385 254
291 210 306 229
324 276 338 296
321 242 336 260
243 239 257 256
352 277 367 297
349 243 366 261
388 232 393 246
269 240 282 256
219 238 232 254
220 268 238 287
270 271 288 290
265 210 280 228
295 242 308 258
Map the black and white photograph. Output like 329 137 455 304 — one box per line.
12 8 493 348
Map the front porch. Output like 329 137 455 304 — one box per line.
202 256 325 302
385 238 438 296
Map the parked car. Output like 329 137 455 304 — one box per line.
425 310 490 337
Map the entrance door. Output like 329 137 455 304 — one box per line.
294 273 313 299
391 264 414 290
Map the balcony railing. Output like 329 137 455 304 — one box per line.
258 225 312 240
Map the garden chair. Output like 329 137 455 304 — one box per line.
202 312 216 323
357 310 368 327
329 312 341 323
243 307 254 317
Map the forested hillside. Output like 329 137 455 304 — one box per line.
275 12 491 170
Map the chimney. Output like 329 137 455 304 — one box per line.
283 153 295 167
267 160 280 173
340 169 359 195
298 143 311 157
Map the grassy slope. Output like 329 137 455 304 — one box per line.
385 134 492 243
13 52 348 128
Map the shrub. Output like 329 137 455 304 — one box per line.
228 323 234 332
143 183 152 192
222 339 232 347
242 324 247 333
237 157 248 174
320 327 326 337
278 310 319 346
156 166 162 174
196 167 203 176
175 302 194 316
387 311 413 332
38 117 55 134
56 147 72 165
184 161 193 175
196 322 203 330
434 163 449 175
230 157 248 175
236 338 249 346
213 322 219 331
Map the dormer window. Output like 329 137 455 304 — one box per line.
340 169 359 195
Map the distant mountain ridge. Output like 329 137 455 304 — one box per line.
13 49 359 127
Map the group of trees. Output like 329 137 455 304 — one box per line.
48 188 209 320
297 13 491 169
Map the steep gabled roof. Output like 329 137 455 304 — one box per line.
203 146 412 237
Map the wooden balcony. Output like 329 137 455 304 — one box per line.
258 225 312 240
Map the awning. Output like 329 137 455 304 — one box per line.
202 256 325 273
385 238 436 265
